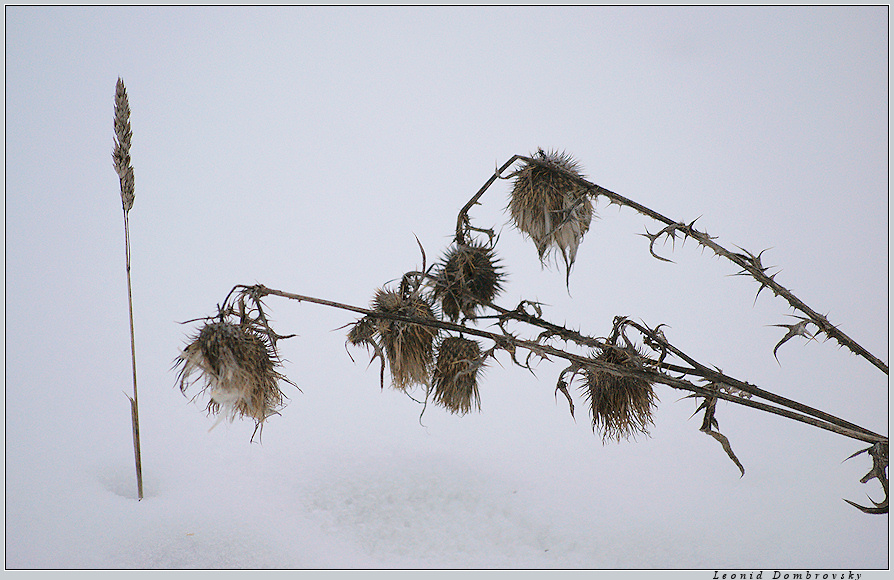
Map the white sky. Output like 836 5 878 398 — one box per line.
5 6 889 570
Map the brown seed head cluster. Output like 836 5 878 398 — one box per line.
580 346 657 442
508 149 593 281
432 336 484 415
112 77 135 212
175 321 287 431
431 242 504 322
371 288 439 390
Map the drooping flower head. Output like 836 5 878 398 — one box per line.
175 320 289 436
580 346 657 442
508 149 594 284
432 336 485 415
370 287 439 391
431 241 504 322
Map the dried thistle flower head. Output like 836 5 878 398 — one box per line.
431 242 504 322
372 287 438 391
432 336 484 415
347 315 378 349
175 321 288 434
580 346 657 442
508 149 593 282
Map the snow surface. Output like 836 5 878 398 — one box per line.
5 334 888 569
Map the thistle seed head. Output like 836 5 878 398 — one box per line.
508 149 593 281
432 336 484 415
580 346 657 442
431 242 504 322
346 315 377 349
372 288 438 391
175 321 287 431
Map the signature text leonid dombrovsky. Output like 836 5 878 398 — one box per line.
714 572 862 580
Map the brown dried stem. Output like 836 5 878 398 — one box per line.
226 284 885 446
112 77 142 500
462 154 887 375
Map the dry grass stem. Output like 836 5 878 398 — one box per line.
112 77 141 499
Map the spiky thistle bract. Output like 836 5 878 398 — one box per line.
580 346 657 442
370 287 439 391
432 336 484 415
175 321 289 435
431 241 504 322
508 149 594 283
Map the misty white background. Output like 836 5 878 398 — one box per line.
5 6 888 570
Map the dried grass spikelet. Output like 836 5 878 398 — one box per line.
372 287 438 391
175 321 287 432
431 242 504 322
112 77 135 212
580 346 657 442
508 148 593 282
432 336 484 415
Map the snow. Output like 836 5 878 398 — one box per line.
5 340 888 569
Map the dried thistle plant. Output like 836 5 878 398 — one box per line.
431 241 504 322
176 321 288 436
580 346 657 442
432 336 484 415
508 148 594 283
371 287 439 391
174 141 888 515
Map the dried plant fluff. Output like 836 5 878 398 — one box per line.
175 321 288 433
432 336 484 415
372 288 439 391
431 242 504 322
580 347 657 442
508 149 593 282
347 315 378 350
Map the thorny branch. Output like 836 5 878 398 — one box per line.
180 149 886 515
224 284 885 449
500 154 885 375
201 281 887 510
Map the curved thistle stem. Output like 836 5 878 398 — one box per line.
484 301 885 443
618 318 886 442
455 155 526 245
225 284 885 447
582 182 887 375
461 154 887 375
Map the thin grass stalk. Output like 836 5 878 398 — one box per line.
124 210 142 500
114 78 142 500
